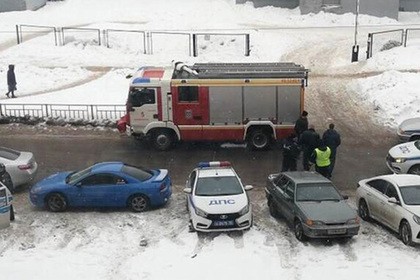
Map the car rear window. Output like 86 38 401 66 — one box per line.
122 165 153 181
296 183 342 202
400 186 420 205
0 147 20 161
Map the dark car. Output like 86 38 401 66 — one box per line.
29 162 172 212
265 171 360 241
398 117 420 142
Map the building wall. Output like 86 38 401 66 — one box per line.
400 0 420 11
236 0 299 9
299 0 399 19
0 0 46 12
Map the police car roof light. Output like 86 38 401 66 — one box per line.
198 161 231 168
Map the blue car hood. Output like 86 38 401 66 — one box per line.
34 171 72 190
296 200 356 223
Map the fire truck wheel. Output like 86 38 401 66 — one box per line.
248 129 271 150
152 130 174 151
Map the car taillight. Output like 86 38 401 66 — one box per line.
159 183 167 192
18 164 32 170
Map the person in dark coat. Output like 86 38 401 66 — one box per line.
299 124 320 171
281 133 300 172
0 163 14 193
322 123 341 175
294 110 308 139
310 140 331 179
6 64 17 98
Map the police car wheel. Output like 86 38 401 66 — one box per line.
10 205 15 221
408 165 420 175
129 194 149 212
268 199 279 218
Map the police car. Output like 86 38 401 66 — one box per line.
0 182 14 222
184 161 253 232
387 140 420 175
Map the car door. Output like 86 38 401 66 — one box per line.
270 175 288 218
364 179 388 221
382 183 403 231
281 180 296 223
187 171 197 212
76 173 124 207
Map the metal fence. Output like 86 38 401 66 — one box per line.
0 103 126 121
366 28 420 59
16 24 59 46
15 24 251 57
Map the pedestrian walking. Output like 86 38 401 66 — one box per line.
281 133 300 172
299 124 320 171
294 110 308 139
311 140 331 179
6 64 17 98
0 163 14 193
322 123 341 175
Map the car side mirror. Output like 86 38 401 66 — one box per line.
183 188 192 194
342 195 349 200
126 74 133 79
244 185 253 191
388 197 400 205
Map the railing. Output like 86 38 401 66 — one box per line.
0 103 126 121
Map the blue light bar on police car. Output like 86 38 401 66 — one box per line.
198 161 231 168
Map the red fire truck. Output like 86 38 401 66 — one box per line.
117 61 308 150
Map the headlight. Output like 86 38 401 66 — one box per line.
195 207 208 218
347 217 360 224
395 158 406 163
306 220 325 226
413 215 420 225
239 204 250 216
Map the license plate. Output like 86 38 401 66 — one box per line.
213 220 234 227
328 228 347 235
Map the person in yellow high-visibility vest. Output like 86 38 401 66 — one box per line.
310 140 331 179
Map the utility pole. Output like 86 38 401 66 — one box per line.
351 0 360 62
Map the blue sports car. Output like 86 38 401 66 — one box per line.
29 162 172 212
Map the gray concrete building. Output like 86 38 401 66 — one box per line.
0 0 47 13
400 0 420 11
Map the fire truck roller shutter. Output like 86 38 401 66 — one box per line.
209 86 242 124
243 86 276 121
277 85 302 124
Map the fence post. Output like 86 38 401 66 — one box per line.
245 34 250 56
104 30 109 48
16 25 20 44
0 104 3 116
90 105 94 120
366 33 372 59
192 34 197 57
98 29 101 46
404 29 408 47
45 104 49 117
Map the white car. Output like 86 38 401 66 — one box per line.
184 161 253 232
356 174 420 246
0 146 38 192
386 140 420 175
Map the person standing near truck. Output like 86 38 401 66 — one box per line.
281 133 300 171
294 110 308 139
299 124 320 171
322 123 341 175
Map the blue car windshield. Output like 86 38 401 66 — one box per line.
67 167 92 184
399 186 420 205
195 176 243 196
296 183 342 202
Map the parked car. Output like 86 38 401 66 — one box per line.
0 182 14 221
29 162 172 212
184 161 253 232
0 146 38 192
386 140 420 175
357 174 420 246
265 171 360 241
397 117 420 142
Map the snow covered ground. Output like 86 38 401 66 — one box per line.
1 0 420 279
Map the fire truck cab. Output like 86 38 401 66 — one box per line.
118 61 308 151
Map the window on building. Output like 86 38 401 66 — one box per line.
178 86 199 102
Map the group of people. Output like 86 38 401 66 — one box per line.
281 110 341 179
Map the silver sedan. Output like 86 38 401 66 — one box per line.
0 147 38 192
398 117 420 142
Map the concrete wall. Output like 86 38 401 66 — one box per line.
400 0 420 11
0 0 46 12
236 0 299 9
299 0 399 19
